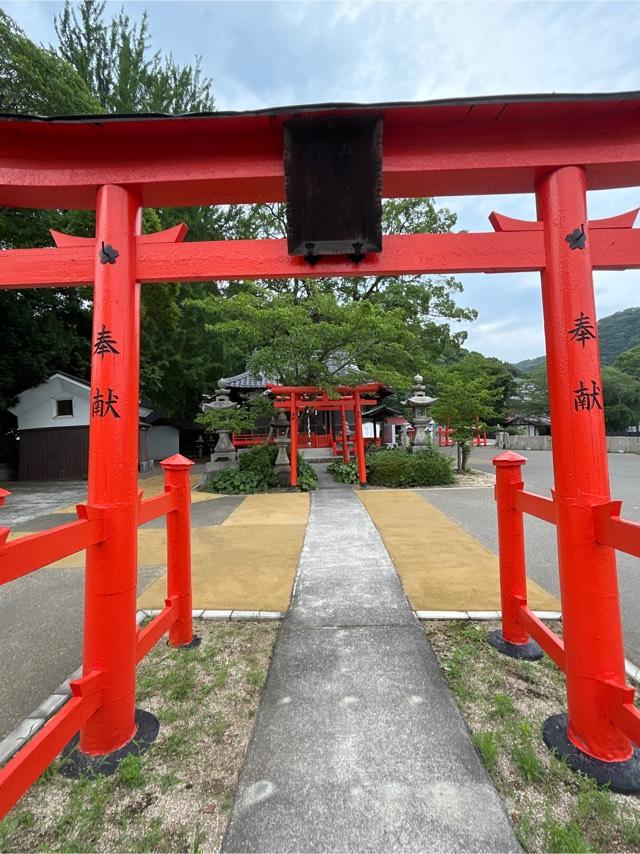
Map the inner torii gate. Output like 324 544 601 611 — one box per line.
3 92 640 802
268 382 384 486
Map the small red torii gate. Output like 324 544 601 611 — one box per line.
3 93 640 809
268 383 383 487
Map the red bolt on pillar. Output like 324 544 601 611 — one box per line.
353 392 367 486
161 454 197 648
537 166 635 775
490 451 542 660
79 184 145 759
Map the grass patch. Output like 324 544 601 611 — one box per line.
425 620 640 852
0 620 278 853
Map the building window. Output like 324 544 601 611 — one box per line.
56 399 73 417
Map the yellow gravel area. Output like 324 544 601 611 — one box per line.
222 492 310 526
16 491 310 612
138 492 310 610
358 489 559 612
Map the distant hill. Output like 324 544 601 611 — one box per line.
515 307 640 373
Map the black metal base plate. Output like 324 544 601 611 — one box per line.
488 628 543 661
543 713 640 793
168 634 202 650
59 708 159 778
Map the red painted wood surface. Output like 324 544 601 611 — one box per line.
80 185 142 757
493 453 531 646
514 490 557 524
0 518 104 585
537 165 631 763
518 607 566 670
136 601 177 663
162 455 196 647
3 227 640 291
0 671 102 821
138 491 177 526
3 105 640 208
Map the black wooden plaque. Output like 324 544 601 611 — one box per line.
284 114 383 259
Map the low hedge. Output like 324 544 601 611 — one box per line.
366 447 454 488
203 443 318 494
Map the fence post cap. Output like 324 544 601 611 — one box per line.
492 450 527 467
160 454 195 471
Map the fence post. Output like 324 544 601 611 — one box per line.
489 452 542 660
161 454 199 649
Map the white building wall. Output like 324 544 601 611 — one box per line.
147 426 180 460
11 375 91 429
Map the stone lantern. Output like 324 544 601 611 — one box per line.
405 375 437 452
271 408 291 487
204 382 239 474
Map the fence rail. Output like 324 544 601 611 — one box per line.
493 451 640 770
0 454 195 820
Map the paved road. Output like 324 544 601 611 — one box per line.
425 446 640 664
0 468 218 740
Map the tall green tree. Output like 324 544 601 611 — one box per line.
0 12 101 414
431 369 496 472
54 0 213 113
51 1 251 419
613 346 640 383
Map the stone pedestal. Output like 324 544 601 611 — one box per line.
205 429 238 474
272 409 291 487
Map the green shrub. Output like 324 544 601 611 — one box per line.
204 469 266 494
366 447 454 488
239 444 279 488
327 459 359 484
296 458 318 492
203 443 317 493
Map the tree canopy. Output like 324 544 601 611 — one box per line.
0 2 478 430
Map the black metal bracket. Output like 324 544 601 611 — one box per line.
304 242 320 266
565 224 586 250
349 241 366 264
99 242 119 264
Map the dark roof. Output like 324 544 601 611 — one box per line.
506 414 551 427
2 90 640 124
221 369 272 390
50 370 90 388
361 404 406 420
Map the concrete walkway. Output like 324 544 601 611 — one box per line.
223 491 519 852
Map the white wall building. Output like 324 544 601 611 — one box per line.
9 373 181 480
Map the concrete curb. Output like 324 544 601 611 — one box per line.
0 609 284 769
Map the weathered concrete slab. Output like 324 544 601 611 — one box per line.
223 491 519 853
287 491 415 628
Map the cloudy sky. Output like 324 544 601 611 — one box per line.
5 0 640 363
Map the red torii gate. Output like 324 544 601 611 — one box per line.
268 383 383 487
2 92 640 808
